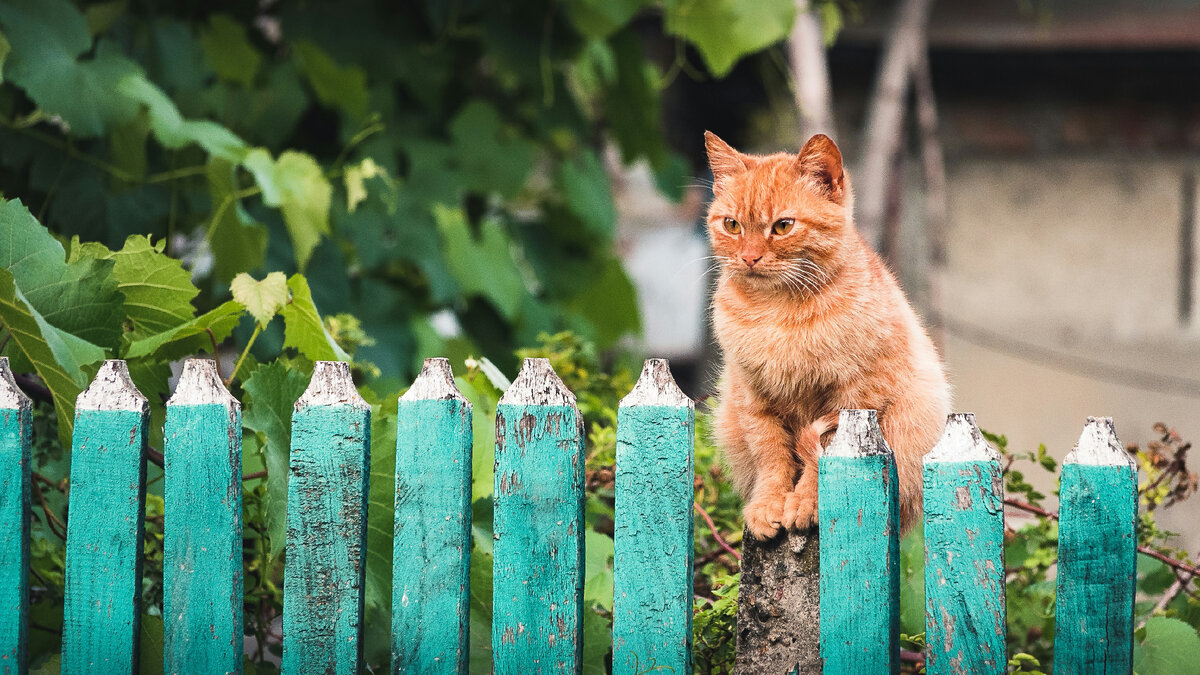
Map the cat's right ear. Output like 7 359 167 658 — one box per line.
704 131 748 190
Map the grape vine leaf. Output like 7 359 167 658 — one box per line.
663 0 796 78
564 0 650 39
206 157 268 282
293 40 369 120
584 529 614 612
449 101 537 199
230 272 289 327
279 274 350 362
124 300 244 361
118 74 248 162
1135 617 1200 674
0 268 81 447
0 0 141 137
197 13 261 88
558 149 615 239
242 360 311 558
363 390 397 616
433 205 525 321
69 235 199 341
0 198 123 353
243 149 332 270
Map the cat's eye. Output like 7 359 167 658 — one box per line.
723 217 741 234
772 218 795 236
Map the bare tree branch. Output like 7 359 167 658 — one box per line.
788 0 835 140
857 0 936 251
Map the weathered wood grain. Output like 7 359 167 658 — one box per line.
1053 417 1137 674
163 359 243 674
61 360 149 674
0 357 31 674
282 361 371 675
922 413 1005 674
612 359 694 674
818 409 899 674
492 358 584 674
392 358 472 673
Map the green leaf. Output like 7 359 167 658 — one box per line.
107 108 150 182
604 30 667 168
0 267 82 447
124 300 243 361
230 272 288 327
293 40 369 119
364 391 397 614
449 101 537 199
0 198 123 353
279 274 350 362
205 157 268 283
559 150 615 238
581 606 613 675
197 13 261 87
138 613 164 675
564 254 638 348
118 74 248 162
69 235 198 341
457 375 499 501
564 0 650 39
84 0 127 37
242 360 310 558
243 149 332 270
0 29 10 85
0 0 141 136
126 357 170 452
584 529 614 611
433 205 525 320
664 0 797 77
1134 617 1200 675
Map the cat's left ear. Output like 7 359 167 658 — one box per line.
796 134 846 205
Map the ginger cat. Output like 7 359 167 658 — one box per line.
705 131 950 540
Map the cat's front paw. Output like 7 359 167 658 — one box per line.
743 494 787 540
784 491 818 531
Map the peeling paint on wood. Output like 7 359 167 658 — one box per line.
163 359 243 675
0 357 31 673
393 358 472 673
923 413 1005 674
818 409 899 673
282 361 371 675
62 360 149 674
1053 417 1136 674
493 359 584 673
613 359 694 674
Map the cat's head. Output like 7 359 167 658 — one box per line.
704 131 852 292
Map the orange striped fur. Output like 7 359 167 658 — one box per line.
704 132 950 539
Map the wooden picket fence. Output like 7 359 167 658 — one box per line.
0 355 1136 673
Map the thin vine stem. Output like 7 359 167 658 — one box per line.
226 322 264 387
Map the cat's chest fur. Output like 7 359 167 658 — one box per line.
713 283 877 414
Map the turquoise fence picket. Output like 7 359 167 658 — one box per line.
0 358 31 674
819 409 899 674
492 358 585 673
163 359 244 674
612 359 694 674
393 358 473 673
282 361 372 674
1054 417 1137 674
923 413 1006 674
61 360 150 674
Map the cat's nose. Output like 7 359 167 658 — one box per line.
741 254 762 268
